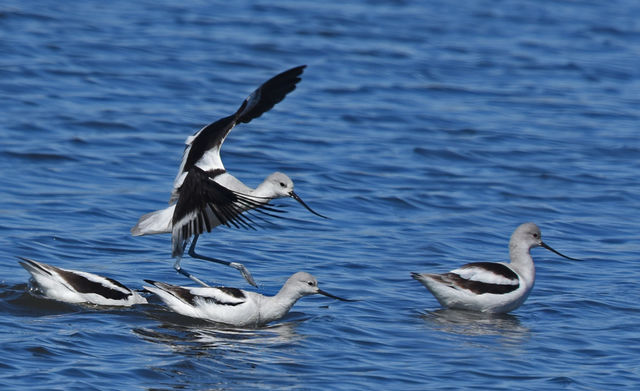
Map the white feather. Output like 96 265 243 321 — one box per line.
131 204 175 236
451 264 518 285
20 258 147 306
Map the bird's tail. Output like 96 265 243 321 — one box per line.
131 205 175 236
18 257 53 278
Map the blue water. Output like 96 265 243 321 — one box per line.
1 0 639 389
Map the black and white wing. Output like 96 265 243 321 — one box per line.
18 257 147 306
170 166 280 257
443 262 520 295
170 65 306 203
144 280 247 307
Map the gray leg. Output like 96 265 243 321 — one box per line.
188 235 257 287
173 257 210 287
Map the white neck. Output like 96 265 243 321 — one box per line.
214 172 252 194
250 179 280 199
257 285 305 324
509 242 536 286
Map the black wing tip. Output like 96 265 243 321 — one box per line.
261 64 307 87
283 64 306 85
280 64 306 74
267 65 307 92
289 64 307 75
234 64 308 124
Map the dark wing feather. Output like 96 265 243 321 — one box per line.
145 280 245 307
19 258 131 301
441 272 519 295
179 65 306 175
236 65 306 124
460 262 519 280
171 167 283 257
182 115 236 175
56 269 131 300
447 262 520 295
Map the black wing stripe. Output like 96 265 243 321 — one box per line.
57 269 131 301
20 258 131 301
460 262 519 280
148 282 243 307
444 272 520 295
217 287 246 299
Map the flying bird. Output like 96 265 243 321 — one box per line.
132 65 326 287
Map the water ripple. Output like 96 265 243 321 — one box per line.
1 0 639 390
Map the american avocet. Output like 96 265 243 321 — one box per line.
411 223 580 314
144 272 352 327
18 257 147 306
131 65 326 287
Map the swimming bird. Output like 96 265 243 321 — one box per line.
18 257 147 306
411 223 580 313
131 65 327 287
144 272 352 327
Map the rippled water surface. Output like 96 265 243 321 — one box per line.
1 0 639 389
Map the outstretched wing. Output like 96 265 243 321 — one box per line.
170 65 306 203
235 64 307 125
170 167 282 257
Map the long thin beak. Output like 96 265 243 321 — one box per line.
541 242 582 261
290 191 328 219
317 289 356 302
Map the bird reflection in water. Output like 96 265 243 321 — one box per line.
134 306 307 353
418 308 530 343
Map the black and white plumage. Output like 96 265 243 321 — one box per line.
144 272 352 327
131 65 327 287
411 223 580 313
19 257 147 306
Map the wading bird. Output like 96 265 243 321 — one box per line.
144 272 352 327
411 223 580 313
132 65 326 287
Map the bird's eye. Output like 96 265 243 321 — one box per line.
307 281 314 286
279 182 286 187
533 233 539 238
